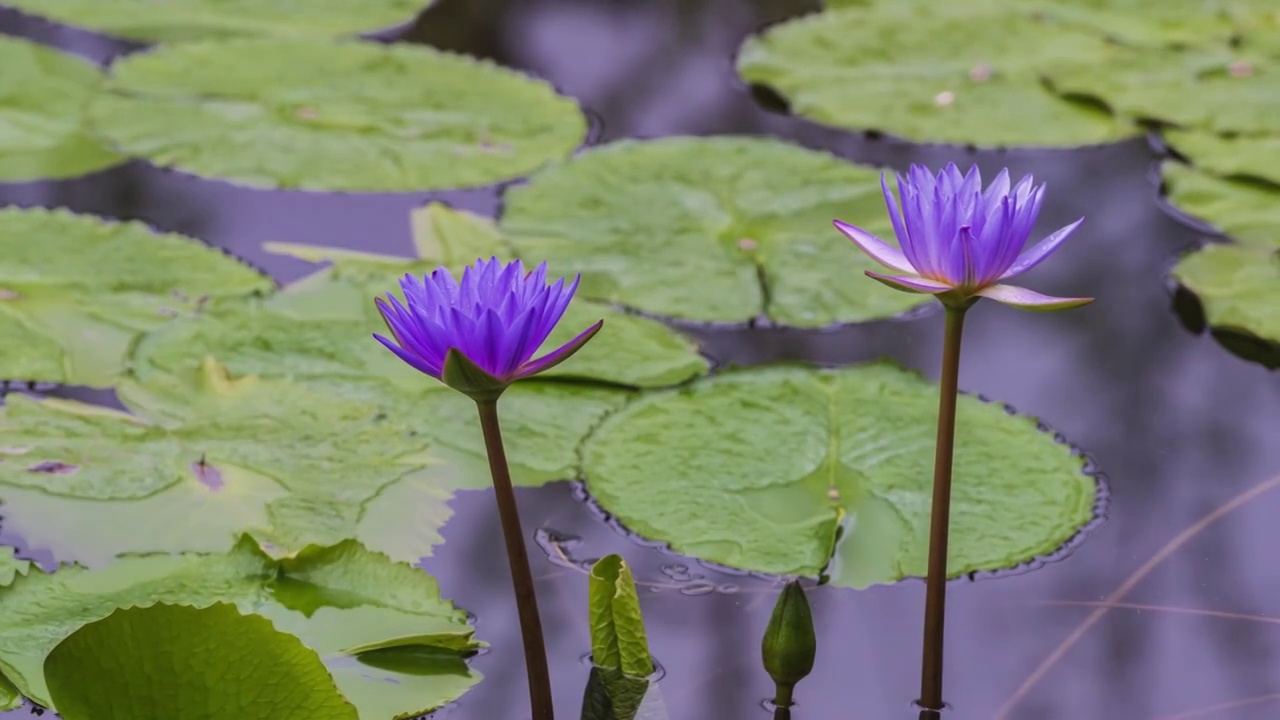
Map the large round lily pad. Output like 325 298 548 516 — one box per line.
736 4 1131 147
1161 163 1280 248
581 364 1101 589
0 208 271 387
2 0 427 42
1172 243 1280 369
0 536 481 718
500 136 926 327
0 36 122 182
88 39 587 191
45 603 358 720
1164 129 1280 186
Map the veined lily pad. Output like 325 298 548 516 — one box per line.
88 39 587 191
1 0 427 42
1164 129 1280 186
0 547 27 588
0 358 455 566
500 137 927 327
45 604 358 720
736 5 1130 147
1172 243 1280 369
1161 163 1280 248
221 205 709 388
0 36 122 182
0 208 271 387
580 364 1100 589
0 536 481 719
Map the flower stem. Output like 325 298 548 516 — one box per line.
918 305 968 716
476 399 555 720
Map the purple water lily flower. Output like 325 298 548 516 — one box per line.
374 257 603 400
834 163 1093 311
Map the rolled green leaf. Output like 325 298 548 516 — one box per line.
761 581 816 699
588 554 654 678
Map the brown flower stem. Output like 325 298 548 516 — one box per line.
918 305 968 716
476 399 555 720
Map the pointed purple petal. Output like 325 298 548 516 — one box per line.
514 320 604 379
864 271 953 294
374 333 442 377
833 220 914 273
975 283 1093 311
1001 217 1085 280
881 175 922 269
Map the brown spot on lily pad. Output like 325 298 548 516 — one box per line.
0 288 18 301
737 238 759 252
27 461 78 475
1229 60 1253 77
192 459 224 490
296 106 320 120
0 447 31 456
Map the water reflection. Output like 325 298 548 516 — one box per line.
1 0 1279 718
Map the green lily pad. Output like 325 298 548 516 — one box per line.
1161 162 1280 248
1164 129 1280 186
45 603 358 720
0 208 271 387
1049 45 1280 136
1172 243 1280 367
0 547 27 588
2 0 427 43
146 206 708 389
736 5 1131 147
1029 0 1277 47
0 36 123 183
580 364 1100 589
501 136 931 326
588 555 653 678
0 358 455 566
88 39 587 191
0 536 481 719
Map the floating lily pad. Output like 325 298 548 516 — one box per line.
45 603 358 720
0 36 122 182
1164 129 1280 186
1029 0 1276 47
1161 163 1280 248
88 39 587 191
0 208 271 387
243 205 709 387
501 137 931 327
581 364 1100 589
2 0 427 42
736 5 1130 147
1049 45 1280 136
0 536 481 719
1172 243 1280 368
0 547 27 588
0 359 454 566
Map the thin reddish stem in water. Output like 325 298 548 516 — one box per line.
1157 693 1280 719
1038 600 1280 626
918 305 968 715
476 399 555 720
997 472 1280 719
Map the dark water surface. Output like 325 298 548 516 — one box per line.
3 1 1280 719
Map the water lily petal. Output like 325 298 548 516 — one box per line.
373 333 441 377
1001 217 1085 279
975 283 1094 311
834 220 914 273
864 271 953 294
516 320 604 379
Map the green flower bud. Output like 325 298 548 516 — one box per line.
761 580 816 695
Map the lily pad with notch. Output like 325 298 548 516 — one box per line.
580 364 1102 589
1171 243 1280 369
88 39 588 192
1160 162 1280 248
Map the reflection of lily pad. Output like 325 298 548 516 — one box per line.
246 205 708 388
0 208 271 386
0 536 481 719
2 0 427 42
1172 243 1280 369
736 5 1129 147
501 137 926 327
46 603 358 720
88 39 587 191
0 37 122 182
1161 163 1280 248
1164 130 1280 186
581 364 1100 589
0 359 454 566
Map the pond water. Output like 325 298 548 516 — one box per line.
2 0 1279 719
